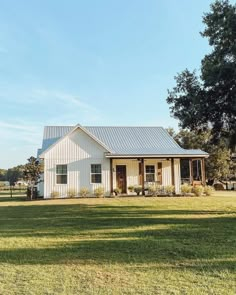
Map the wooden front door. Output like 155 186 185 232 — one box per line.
116 165 127 193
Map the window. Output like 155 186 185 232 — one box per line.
145 165 155 182
91 164 102 183
56 164 67 184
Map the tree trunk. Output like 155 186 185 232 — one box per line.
30 185 33 201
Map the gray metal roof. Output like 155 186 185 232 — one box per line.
41 126 74 153
39 125 208 157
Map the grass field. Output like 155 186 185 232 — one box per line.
0 191 235 295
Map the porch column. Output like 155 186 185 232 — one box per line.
189 159 193 185
110 158 113 194
171 158 175 186
201 158 206 186
141 158 145 195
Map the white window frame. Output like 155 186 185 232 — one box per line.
90 164 102 184
145 165 155 182
56 164 67 184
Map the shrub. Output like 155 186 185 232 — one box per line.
204 185 214 196
148 184 156 195
51 191 59 199
67 189 77 198
155 185 163 195
193 185 204 196
134 185 142 195
165 185 175 195
94 186 105 198
128 185 134 192
147 184 163 196
181 184 192 195
79 187 90 198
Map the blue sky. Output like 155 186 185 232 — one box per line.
0 0 213 169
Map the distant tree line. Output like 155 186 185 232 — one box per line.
0 165 25 185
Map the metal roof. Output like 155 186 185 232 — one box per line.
41 126 74 153
39 125 208 157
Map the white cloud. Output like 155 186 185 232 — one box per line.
32 88 95 111
0 121 35 132
0 85 99 114
0 120 42 147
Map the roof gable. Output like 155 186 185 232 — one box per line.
39 124 112 157
42 126 74 152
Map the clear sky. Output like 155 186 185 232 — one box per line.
0 0 213 169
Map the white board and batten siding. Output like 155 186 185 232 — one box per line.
42 128 110 198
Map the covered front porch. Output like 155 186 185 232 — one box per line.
108 157 206 195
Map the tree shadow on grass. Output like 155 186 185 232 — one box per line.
0 204 235 238
0 205 235 240
0 203 235 272
0 231 235 273
0 196 26 202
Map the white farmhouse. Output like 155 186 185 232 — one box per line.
37 124 208 198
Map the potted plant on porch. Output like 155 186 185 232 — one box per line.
128 185 134 193
113 188 121 196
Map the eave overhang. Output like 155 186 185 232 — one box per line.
105 153 209 159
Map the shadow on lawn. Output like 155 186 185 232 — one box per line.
0 203 235 271
0 194 26 202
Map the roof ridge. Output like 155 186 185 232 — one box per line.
44 125 74 127
85 126 164 128
44 125 165 128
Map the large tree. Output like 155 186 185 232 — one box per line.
167 0 236 149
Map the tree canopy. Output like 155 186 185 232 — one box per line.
23 157 43 200
167 0 236 149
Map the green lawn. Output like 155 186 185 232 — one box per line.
0 192 235 295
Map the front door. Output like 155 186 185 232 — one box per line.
116 165 127 193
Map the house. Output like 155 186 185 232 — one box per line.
37 124 208 198
15 180 28 186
